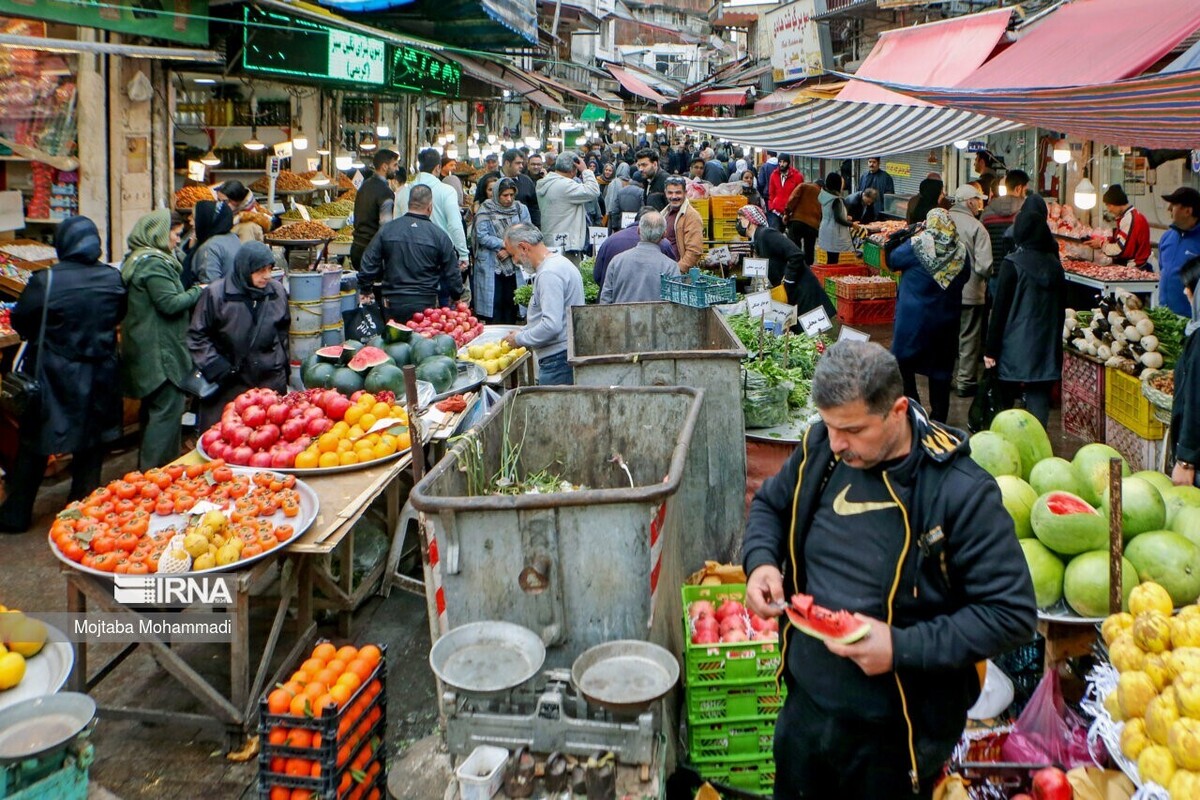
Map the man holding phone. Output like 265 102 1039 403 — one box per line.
534 152 600 264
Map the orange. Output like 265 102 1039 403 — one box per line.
317 432 340 453
356 393 376 409
318 452 340 469
345 658 373 681
336 672 362 692
355 448 376 464
315 668 340 686
312 642 337 661
281 680 305 698
270 787 290 800
268 689 293 715
268 726 289 746
303 681 327 699
394 430 412 451
338 451 359 466
284 757 311 776
291 791 313 800
329 684 352 706
331 421 350 435
294 451 319 470
336 438 353 453
372 443 393 460
290 670 311 686
310 762 322 777
343 405 364 426
370 402 391 419
326 659 346 676
288 693 310 717
300 657 326 674
288 728 313 748
358 413 377 432
312 694 337 716
335 645 359 663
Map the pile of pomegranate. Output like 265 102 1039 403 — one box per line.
688 597 778 645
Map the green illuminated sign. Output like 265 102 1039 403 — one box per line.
389 46 461 97
0 0 209 45
242 7 385 86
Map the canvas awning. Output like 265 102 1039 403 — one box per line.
607 65 669 105
957 0 1200 88
451 55 568 113
662 98 1020 159
754 86 807 114
837 8 1014 106
1165 38 1200 73
697 88 752 107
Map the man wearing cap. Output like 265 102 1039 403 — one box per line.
1102 184 1151 270
1159 187 1200 317
858 157 895 202
948 184 994 399
768 155 804 231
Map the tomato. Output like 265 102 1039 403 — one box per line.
116 532 140 553
91 535 117 554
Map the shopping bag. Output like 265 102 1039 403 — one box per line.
999 670 1093 769
967 367 1003 433
342 303 384 343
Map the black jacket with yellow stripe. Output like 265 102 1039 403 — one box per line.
743 404 1037 782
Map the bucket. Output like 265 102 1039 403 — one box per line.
340 289 358 314
289 361 305 392
322 296 342 326
290 330 322 363
321 324 344 346
320 268 342 299
287 271 323 302
289 299 323 334
340 271 358 294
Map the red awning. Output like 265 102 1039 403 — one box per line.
697 88 751 107
837 8 1013 106
607 65 669 105
958 0 1200 89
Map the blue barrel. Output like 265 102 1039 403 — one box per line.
321 324 344 346
340 289 358 314
290 330 322 363
287 271 323 302
289 299 323 334
320 268 342 299
322 296 341 326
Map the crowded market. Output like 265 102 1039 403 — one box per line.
3 0 1200 798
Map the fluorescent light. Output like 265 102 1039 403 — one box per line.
350 158 365 169
200 149 221 166
194 78 217 85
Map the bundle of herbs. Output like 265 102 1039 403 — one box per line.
454 405 585 496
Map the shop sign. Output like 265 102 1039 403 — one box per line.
767 0 830 82
884 161 912 178
0 0 209 45
241 6 386 86
965 141 987 153
390 46 461 98
1123 155 1148 196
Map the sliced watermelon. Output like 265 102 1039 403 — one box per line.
784 594 871 645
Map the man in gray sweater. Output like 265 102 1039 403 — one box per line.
599 211 677 305
502 224 584 385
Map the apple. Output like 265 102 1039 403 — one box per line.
752 630 776 641
693 616 718 636
1031 768 1071 800
715 599 745 622
280 418 306 442
266 403 290 425
241 405 267 428
689 601 715 620
721 630 748 643
719 615 745 636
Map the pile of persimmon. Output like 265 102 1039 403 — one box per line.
49 461 300 573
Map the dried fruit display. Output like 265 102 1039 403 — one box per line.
174 184 217 210
250 170 314 193
266 220 336 241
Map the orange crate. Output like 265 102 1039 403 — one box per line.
810 263 868 285
1105 367 1165 440
836 296 895 325
710 195 747 219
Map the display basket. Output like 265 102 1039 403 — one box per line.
661 268 738 309
813 246 863 266
688 716 775 764
1140 369 1174 427
825 281 837 311
693 753 775 797
1105 367 1165 440
686 680 785 722
836 296 896 326
830 275 897 301
682 584 782 685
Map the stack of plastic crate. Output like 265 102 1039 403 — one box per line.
1061 351 1106 443
1104 367 1165 470
682 583 785 796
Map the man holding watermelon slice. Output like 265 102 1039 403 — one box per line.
743 340 1037 797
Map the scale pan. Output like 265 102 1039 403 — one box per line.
430 621 546 695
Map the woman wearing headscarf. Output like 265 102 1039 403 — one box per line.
984 195 1065 428
889 208 971 423
816 173 854 262
739 170 764 208
473 177 531 324
907 177 945 225
0 217 127 532
187 242 290 432
737 205 834 322
218 180 269 244
186 200 240 285
121 210 203 469
1169 256 1200 488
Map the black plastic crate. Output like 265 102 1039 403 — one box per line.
257 749 387 800
258 643 388 737
258 715 387 799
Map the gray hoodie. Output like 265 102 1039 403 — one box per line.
817 189 853 254
948 201 993 306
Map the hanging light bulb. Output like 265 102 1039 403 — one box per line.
376 124 390 138
487 134 498 144
243 126 266 151
1053 138 1072 165
291 128 308 151
335 155 353 171
953 139 969 150
350 157 365 169
997 182 1008 197
446 144 459 160
200 149 221 167
316 139 330 156
436 134 448 146
1074 176 1097 210
310 173 330 187
359 133 377 152
467 143 481 159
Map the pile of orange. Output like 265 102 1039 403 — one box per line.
292 394 411 470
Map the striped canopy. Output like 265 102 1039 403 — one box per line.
846 68 1200 150
661 98 1021 159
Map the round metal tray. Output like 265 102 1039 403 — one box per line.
48 467 319 579
0 621 73 715
570 640 679 714
432 362 487 402
0 692 95 763
1036 598 1105 625
196 439 410 476
429 621 545 695
264 237 333 248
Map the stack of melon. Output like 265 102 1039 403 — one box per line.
972 410 1200 618
300 333 460 396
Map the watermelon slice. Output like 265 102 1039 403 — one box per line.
784 594 871 645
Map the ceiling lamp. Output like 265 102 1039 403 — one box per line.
1052 138 1072 165
446 144 459 160
359 134 377 152
291 127 308 151
1074 176 1097 210
376 124 390 138
335 155 353 170
487 134 498 144
350 157 365 169
953 139 969 150
309 172 330 187
200 149 221 167
316 139 330 156
243 126 266 151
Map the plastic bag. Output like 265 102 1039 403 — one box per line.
342 303 383 343
742 367 791 429
968 367 1003 433
1000 670 1094 769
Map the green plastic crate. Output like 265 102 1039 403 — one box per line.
682 584 783 685
688 716 776 763
823 278 837 311
687 680 786 722
862 239 884 269
695 754 776 796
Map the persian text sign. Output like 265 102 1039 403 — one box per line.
767 0 827 82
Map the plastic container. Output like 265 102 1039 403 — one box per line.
320 268 342 299
661 269 738 308
710 195 747 219
455 745 508 800
814 246 862 266
1105 367 1165 440
831 276 896 301
288 271 323 302
1063 391 1105 444
1062 350 1105 407
321 324 344 347
681 584 783 686
290 330 322 363
836 296 896 325
322 296 342 326
688 716 776 763
686 680 786 722
289 299 323 333
340 290 358 314
861 239 886 269
694 753 776 796
810 263 869 286
568 303 748 565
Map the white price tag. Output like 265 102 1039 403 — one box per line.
351 171 364 190
294 202 311 222
552 232 571 249
620 212 636 229
273 141 293 159
589 227 610 249
767 300 797 327
707 245 732 265
837 325 871 342
745 290 772 318
799 306 833 336
742 257 768 278
267 156 282 178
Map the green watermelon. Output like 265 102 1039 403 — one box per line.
347 346 393 373
383 342 413 366
330 366 364 395
1031 491 1108 555
430 334 458 359
415 356 457 393
364 364 406 396
969 431 1021 478
305 362 337 389
384 320 412 344
990 409 1053 481
1101 476 1167 539
315 345 344 364
365 335 386 349
1072 443 1130 507
410 336 441 365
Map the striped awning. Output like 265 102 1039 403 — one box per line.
842 68 1200 150
661 98 1020 159
1166 39 1200 73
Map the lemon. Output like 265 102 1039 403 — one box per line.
0 651 25 690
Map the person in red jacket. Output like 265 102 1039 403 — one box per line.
1102 184 1152 270
768 154 804 230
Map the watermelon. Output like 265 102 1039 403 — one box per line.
1030 457 1090 499
384 320 412 344
415 356 456 393
1135 470 1175 494
1162 485 1200 527
1125 531 1200 606
990 409 1053 481
330 367 364 395
996 475 1038 539
347 346 393 373
784 594 871 644
410 336 440 365
305 362 336 389
383 342 413 366
969 431 1021 478
365 335 386 349
1020 539 1065 609
315 345 344 365
1031 491 1108 555
1063 550 1137 617
363 364 406 396
430 333 458 359
1072 443 1130 507
1101 476 1167 539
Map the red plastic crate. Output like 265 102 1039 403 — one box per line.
1105 416 1166 473
1062 351 1105 407
810 263 869 286
1062 391 1104 444
836 296 896 325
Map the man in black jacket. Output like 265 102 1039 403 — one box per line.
350 149 399 270
743 340 1037 798
635 148 668 204
359 185 462 324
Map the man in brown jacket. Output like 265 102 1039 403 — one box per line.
663 176 705 271
785 181 823 265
